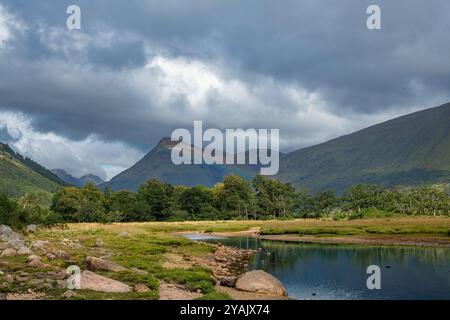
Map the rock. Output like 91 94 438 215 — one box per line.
57 270 69 280
84 256 128 272
220 276 237 287
54 250 69 260
29 279 45 286
46 254 56 260
134 284 151 292
62 290 78 299
31 240 49 250
26 225 37 233
16 275 30 282
28 259 45 268
27 255 41 262
119 232 130 238
0 225 22 242
17 246 32 256
27 255 49 269
1 248 17 257
80 270 131 293
0 239 26 250
130 267 148 275
56 280 67 289
235 270 287 297
4 274 14 283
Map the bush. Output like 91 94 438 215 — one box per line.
0 194 26 228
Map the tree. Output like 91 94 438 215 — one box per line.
313 191 338 216
180 186 218 219
252 175 296 219
137 179 175 220
0 194 25 228
216 175 254 219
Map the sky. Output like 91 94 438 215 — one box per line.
0 0 449 180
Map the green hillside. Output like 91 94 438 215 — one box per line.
278 102 450 193
0 142 69 197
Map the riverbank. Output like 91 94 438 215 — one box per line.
1 217 449 300
0 222 283 300
188 217 450 247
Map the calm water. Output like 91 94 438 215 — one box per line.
187 235 450 300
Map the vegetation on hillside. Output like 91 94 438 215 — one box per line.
0 143 67 198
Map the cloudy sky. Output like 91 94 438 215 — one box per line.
0 0 449 180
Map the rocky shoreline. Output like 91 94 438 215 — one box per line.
1 225 288 300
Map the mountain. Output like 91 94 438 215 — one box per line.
277 102 450 193
79 174 104 186
0 142 69 196
102 137 257 191
51 170 104 187
104 102 450 193
51 169 82 187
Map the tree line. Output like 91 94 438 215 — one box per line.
2 175 449 227
50 175 450 223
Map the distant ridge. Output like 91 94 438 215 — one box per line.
277 102 450 192
52 169 104 187
102 137 258 191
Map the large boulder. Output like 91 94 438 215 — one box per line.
235 270 287 297
80 271 131 293
0 225 22 242
1 248 18 257
84 256 128 272
26 225 37 233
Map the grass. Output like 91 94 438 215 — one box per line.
258 217 450 236
156 266 216 294
1 216 449 300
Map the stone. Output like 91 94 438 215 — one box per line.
54 250 69 260
16 275 29 282
28 259 45 268
17 246 32 256
0 225 23 242
27 255 41 262
130 267 148 275
26 225 37 233
80 270 131 293
27 255 50 269
4 274 14 283
220 276 237 287
134 284 151 292
84 256 128 272
3 239 27 250
62 290 78 299
56 280 67 289
57 271 69 280
235 270 287 297
1 248 17 257
31 240 49 250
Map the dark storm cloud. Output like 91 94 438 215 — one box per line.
0 0 450 153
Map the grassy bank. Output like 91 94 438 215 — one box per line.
1 217 449 300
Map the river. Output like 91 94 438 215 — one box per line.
186 235 450 300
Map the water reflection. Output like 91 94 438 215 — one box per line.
202 237 450 300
